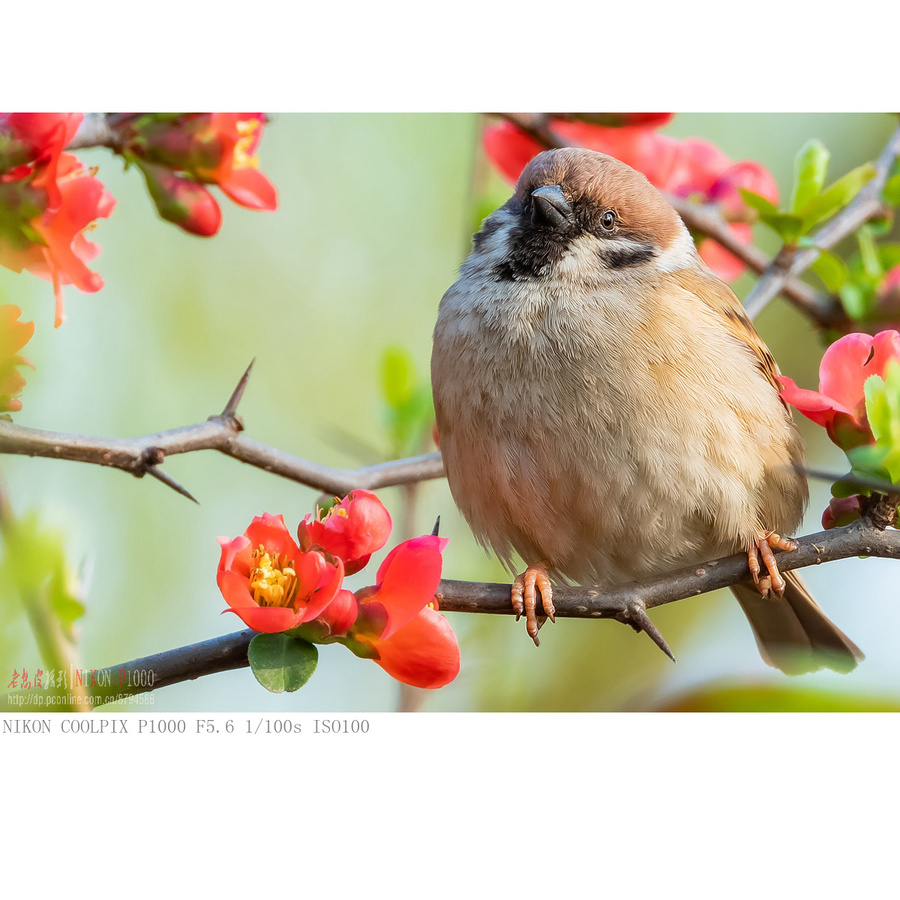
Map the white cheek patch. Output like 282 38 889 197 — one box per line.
470 209 517 265
654 222 699 274
554 234 609 281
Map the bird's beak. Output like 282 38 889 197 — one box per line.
531 184 574 228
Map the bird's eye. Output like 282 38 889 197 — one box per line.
600 210 617 232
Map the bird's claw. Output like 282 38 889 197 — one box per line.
511 562 555 646
747 530 798 597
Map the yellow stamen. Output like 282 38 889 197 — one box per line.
233 119 261 171
248 545 300 608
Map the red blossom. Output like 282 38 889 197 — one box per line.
481 116 779 282
347 534 459 689
217 497 460 689
124 113 277 229
135 159 222 236
0 304 34 412
0 113 83 207
297 489 392 575
779 330 900 449
0 114 114 327
217 513 344 633
822 495 864 530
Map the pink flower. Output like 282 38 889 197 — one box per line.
779 330 900 448
822 495 864 530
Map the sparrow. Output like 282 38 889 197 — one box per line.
431 147 863 675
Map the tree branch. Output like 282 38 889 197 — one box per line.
3 513 895 710
742 121 900 319
0 364 445 498
66 113 123 152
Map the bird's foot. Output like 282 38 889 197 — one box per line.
511 561 555 646
747 531 798 597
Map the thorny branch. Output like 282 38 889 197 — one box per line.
3 510 897 710
0 362 445 500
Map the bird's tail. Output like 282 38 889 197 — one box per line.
731 571 863 675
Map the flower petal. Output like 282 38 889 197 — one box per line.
482 121 543 184
223 604 303 633
315 588 358 637
817 332 900 414
778 376 852 427
367 535 448 640
372 607 460 689
217 165 277 211
295 553 345 623
698 224 752 283
243 513 301 560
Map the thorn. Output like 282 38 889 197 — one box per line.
145 466 200 504
221 359 255 422
628 602 676 663
431 515 441 536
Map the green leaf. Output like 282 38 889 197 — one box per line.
248 633 318 693
798 162 877 233
0 512 86 630
878 243 900 272
831 476 860 498
867 216 894 238
856 225 883 280
764 212 805 245
739 188 779 218
860 360 900 482
379 345 435 458
810 248 849 291
790 139 830 214
838 282 869 320
883 172 900 206
380 345 415 411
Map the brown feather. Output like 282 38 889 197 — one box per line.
672 267 783 393
732 572 864 674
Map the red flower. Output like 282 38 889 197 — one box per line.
0 304 34 412
779 330 900 449
124 113 277 227
297 489 393 575
822 495 864 530
217 513 344 633
482 116 779 282
483 118 730 197
0 113 114 327
135 159 222 236
698 160 780 281
0 113 83 207
346 535 459 689
203 113 277 211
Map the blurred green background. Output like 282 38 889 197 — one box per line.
1 113 899 712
